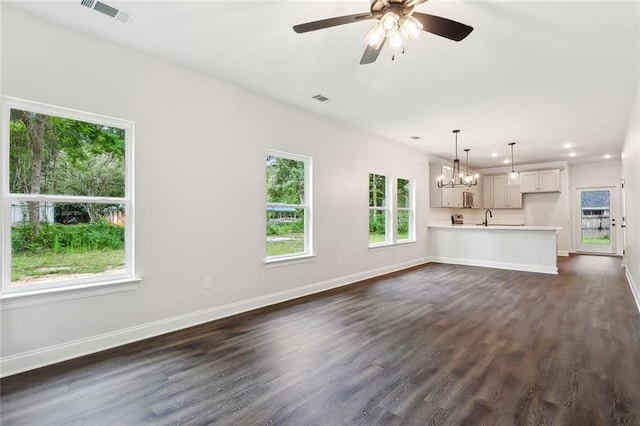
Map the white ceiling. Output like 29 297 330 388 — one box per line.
6 0 640 168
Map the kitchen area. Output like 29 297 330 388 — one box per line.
428 160 569 274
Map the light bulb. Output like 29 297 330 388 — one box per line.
388 30 405 51
380 12 399 33
508 170 520 186
438 175 444 181
400 15 422 39
364 23 385 49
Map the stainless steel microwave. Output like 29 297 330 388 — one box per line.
463 191 474 208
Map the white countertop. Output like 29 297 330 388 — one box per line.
429 223 562 231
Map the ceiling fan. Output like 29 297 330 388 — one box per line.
293 0 473 65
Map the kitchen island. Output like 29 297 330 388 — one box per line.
428 224 562 274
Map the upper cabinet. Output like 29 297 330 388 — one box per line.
520 169 561 193
483 174 522 209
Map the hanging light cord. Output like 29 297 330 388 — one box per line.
510 142 516 172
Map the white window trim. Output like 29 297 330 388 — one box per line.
368 173 416 248
397 177 416 243
1 96 138 300
369 172 392 247
265 149 313 262
0 278 141 311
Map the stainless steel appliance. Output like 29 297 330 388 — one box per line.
462 191 474 208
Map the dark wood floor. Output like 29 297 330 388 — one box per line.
2 255 639 425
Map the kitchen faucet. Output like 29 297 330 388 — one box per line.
484 209 493 226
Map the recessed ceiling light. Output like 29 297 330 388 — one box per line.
604 154 611 159
563 143 572 149
491 152 498 158
569 152 577 157
503 159 510 164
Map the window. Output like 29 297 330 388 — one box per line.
2 97 134 295
369 173 389 245
265 151 312 260
397 177 414 241
369 173 415 246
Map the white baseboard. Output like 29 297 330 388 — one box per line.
558 250 569 257
429 256 558 275
626 268 640 315
0 257 430 378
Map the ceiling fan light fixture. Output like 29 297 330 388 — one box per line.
380 11 400 32
293 0 473 64
389 30 405 51
400 15 422 39
365 23 385 49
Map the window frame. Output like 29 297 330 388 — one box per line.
368 173 416 248
396 177 415 243
1 96 136 296
369 172 391 246
265 149 313 263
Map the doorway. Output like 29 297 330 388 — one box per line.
575 187 617 254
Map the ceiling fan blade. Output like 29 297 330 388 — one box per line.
360 39 386 65
412 12 473 41
406 0 429 7
293 13 375 33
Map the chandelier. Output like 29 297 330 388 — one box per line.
437 130 478 188
364 11 423 55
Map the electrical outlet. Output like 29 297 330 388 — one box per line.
204 277 212 290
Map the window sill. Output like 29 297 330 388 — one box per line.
0 278 142 311
368 240 417 251
264 253 317 268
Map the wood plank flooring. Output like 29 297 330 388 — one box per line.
2 255 639 425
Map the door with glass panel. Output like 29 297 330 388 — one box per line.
576 187 616 254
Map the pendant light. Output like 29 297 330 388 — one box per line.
463 149 478 186
437 130 478 188
507 142 520 185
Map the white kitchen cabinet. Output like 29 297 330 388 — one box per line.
483 176 494 208
520 169 561 193
430 165 463 208
483 175 522 208
442 184 463 207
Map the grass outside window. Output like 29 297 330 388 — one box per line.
12 249 125 284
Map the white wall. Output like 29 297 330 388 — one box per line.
569 161 623 254
0 7 431 375
621 85 640 309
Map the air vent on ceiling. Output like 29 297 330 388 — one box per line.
409 136 421 140
312 94 330 102
80 0 132 23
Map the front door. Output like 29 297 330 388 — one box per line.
576 187 616 254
